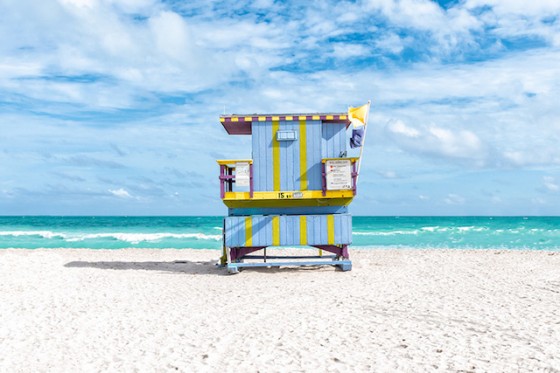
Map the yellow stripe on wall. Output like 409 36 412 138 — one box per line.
272 216 280 246
244 217 253 247
299 215 307 245
327 215 335 245
272 120 280 191
299 119 308 191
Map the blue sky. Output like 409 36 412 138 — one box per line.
1 0 559 216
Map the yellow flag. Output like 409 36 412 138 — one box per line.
348 102 370 126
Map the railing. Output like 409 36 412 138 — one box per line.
218 158 359 203
321 157 359 197
217 160 253 199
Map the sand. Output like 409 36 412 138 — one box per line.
1 248 559 372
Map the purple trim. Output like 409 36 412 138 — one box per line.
230 245 349 261
249 162 254 198
219 165 225 199
321 162 326 196
222 122 252 135
352 161 357 196
230 247 265 262
313 245 350 259
342 244 349 258
227 167 233 192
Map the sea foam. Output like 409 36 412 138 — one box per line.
67 232 222 244
0 230 67 239
0 231 222 244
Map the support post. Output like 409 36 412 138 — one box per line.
227 166 233 192
219 165 225 199
321 162 326 196
249 162 254 198
352 160 357 196
219 218 227 266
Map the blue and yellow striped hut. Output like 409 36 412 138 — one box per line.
217 104 369 273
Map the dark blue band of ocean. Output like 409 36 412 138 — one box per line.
1 216 560 250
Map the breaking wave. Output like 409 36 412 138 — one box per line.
0 230 68 239
0 231 221 242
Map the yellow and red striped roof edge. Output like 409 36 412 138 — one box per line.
220 113 348 123
220 113 350 135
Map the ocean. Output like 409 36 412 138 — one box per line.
1 216 560 250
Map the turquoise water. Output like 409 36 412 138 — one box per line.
1 216 559 250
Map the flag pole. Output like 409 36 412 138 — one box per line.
355 100 371 185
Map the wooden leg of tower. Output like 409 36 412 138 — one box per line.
338 244 351 271
219 244 228 267
225 247 241 274
342 244 349 259
219 218 228 267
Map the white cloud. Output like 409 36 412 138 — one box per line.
0 62 43 79
366 0 447 30
109 188 132 198
365 0 481 55
543 176 559 192
466 0 560 16
444 194 466 205
386 120 485 164
502 151 525 166
387 120 420 138
491 195 502 204
428 126 482 158
149 11 192 61
465 0 560 46
380 170 399 179
332 43 370 58
60 0 96 9
375 33 407 54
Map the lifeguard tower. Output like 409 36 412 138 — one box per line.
217 104 369 273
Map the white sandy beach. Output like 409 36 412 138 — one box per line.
1 248 559 372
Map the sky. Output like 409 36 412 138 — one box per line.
1 0 559 216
